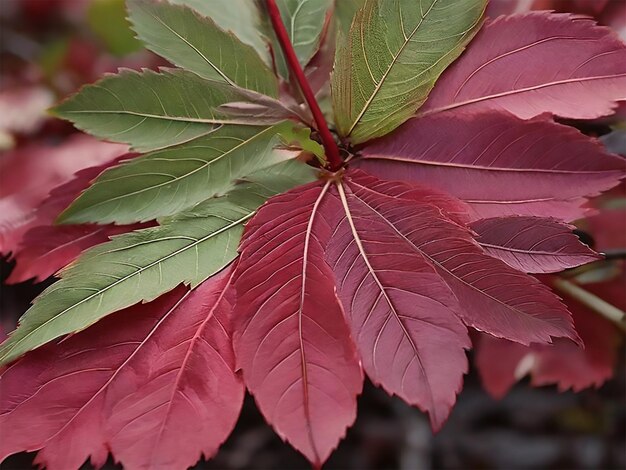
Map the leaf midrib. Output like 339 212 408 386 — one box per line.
67 127 278 220
62 109 267 126
149 269 233 464
346 0 439 136
419 72 626 117
296 181 331 464
358 154 621 175
336 181 437 412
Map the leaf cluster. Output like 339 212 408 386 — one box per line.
1 1 625 468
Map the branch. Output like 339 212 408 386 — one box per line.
265 0 343 171
553 278 626 333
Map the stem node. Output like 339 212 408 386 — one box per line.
265 0 343 171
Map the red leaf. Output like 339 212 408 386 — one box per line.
471 216 600 273
343 171 579 346
487 0 610 19
0 135 128 254
356 111 625 221
327 177 470 430
232 182 362 467
475 294 621 398
6 224 140 283
5 154 144 283
420 12 626 120
0 268 243 470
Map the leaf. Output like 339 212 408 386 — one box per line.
53 68 283 153
471 216 600 273
0 269 244 470
334 0 365 33
232 181 362 466
277 125 326 162
327 176 470 430
58 122 303 225
272 0 333 78
355 111 626 221
7 224 143 284
420 12 626 119
331 0 486 144
0 135 128 255
6 156 145 283
340 171 579 346
127 0 278 96
0 161 315 365
168 0 271 63
475 287 622 398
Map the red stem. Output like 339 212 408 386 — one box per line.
265 0 343 171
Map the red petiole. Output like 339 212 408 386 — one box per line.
265 0 343 172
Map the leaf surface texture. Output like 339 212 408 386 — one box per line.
128 0 278 96
420 12 626 119
332 0 486 143
0 271 244 470
355 111 626 221
233 182 362 466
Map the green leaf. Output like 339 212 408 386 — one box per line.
87 0 142 56
278 125 326 163
272 0 333 78
53 68 275 152
127 0 278 97
0 160 315 366
169 0 271 64
58 122 304 225
332 0 486 144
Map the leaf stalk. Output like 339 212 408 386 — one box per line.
553 278 626 333
265 0 343 171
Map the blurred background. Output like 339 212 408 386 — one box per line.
0 0 624 469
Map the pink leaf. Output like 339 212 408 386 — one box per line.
5 154 144 283
0 268 243 470
327 176 470 430
343 171 579 346
476 290 621 398
420 12 626 120
232 182 362 467
0 135 128 254
356 111 626 221
471 216 600 273
6 223 142 283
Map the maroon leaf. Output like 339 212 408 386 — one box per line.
420 12 626 120
6 224 139 283
356 111 626 221
0 135 128 254
342 171 579 346
326 177 470 430
5 154 143 283
475 293 621 398
0 269 243 470
232 182 362 467
471 216 600 273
